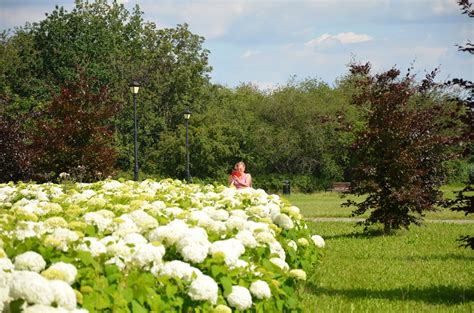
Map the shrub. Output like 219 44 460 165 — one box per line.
345 63 466 234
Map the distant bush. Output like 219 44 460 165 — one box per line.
253 174 331 193
444 159 474 184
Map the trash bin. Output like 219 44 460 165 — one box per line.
283 180 291 195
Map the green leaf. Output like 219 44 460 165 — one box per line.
211 264 222 277
220 276 233 296
84 224 97 237
77 250 94 266
166 284 178 298
131 300 148 313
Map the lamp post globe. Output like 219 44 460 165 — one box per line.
129 80 140 181
184 108 191 184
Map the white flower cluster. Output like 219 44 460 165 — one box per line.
0 179 325 311
0 249 85 312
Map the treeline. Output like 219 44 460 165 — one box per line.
1 1 471 192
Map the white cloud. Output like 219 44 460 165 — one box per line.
431 0 459 15
306 32 373 47
141 1 247 39
241 50 261 58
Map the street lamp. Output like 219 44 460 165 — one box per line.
129 80 140 181
183 108 191 184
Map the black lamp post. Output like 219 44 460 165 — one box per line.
129 80 140 181
183 108 191 184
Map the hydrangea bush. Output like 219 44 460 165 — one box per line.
0 179 324 312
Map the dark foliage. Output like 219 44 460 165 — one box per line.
0 113 32 182
442 0 474 248
30 73 118 182
344 62 466 234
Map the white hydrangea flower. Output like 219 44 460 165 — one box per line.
269 258 289 271
150 200 166 209
273 214 294 230
14 251 46 273
130 243 165 268
287 205 300 216
248 205 270 217
127 210 158 230
230 259 249 269
288 240 297 251
42 262 77 285
244 221 270 234
0 287 8 311
297 238 309 246
76 237 107 257
99 235 119 246
289 269 307 280
106 241 132 262
113 216 140 237
269 241 286 260
15 221 44 240
225 216 246 231
49 280 77 309
254 231 275 244
72 189 96 202
159 260 202 282
206 220 227 234
164 207 183 217
235 230 258 248
250 280 271 299
87 195 107 208
226 286 253 311
0 257 14 272
187 274 218 304
122 233 148 246
179 244 209 264
44 228 80 251
104 256 125 271
188 210 210 223
10 271 54 306
102 180 123 191
230 209 248 219
148 220 189 245
13 199 42 215
0 185 16 202
49 186 64 199
210 239 245 266
83 212 113 232
43 217 68 228
211 209 229 221
176 227 209 248
311 235 325 248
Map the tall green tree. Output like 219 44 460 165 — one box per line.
0 0 211 180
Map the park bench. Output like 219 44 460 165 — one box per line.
327 182 351 193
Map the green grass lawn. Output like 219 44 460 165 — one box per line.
283 185 474 220
301 222 474 312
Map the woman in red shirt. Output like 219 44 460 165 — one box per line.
228 161 252 189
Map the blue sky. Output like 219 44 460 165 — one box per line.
1 0 473 89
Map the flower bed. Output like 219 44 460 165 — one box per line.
0 179 324 312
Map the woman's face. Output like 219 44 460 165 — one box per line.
237 164 245 173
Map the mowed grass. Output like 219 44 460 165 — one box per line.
301 222 474 312
283 184 474 219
